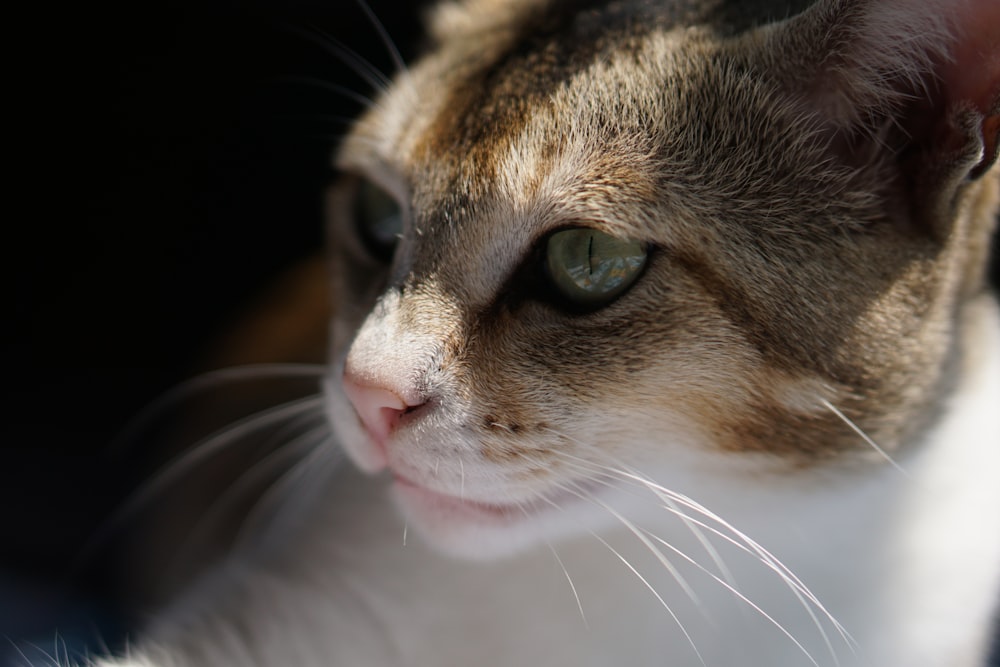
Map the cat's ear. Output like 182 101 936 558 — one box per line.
772 0 999 231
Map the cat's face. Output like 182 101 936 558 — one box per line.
323 0 999 558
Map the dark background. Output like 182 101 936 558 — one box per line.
5 1 430 662
4 1 1000 664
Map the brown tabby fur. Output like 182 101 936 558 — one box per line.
329 0 999 467
85 2 999 666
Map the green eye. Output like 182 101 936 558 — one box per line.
545 228 647 308
356 179 403 261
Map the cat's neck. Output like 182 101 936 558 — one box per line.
668 292 1000 666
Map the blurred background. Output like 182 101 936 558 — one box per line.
5 1 1000 664
5 1 429 663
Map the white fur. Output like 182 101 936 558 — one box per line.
88 296 1000 667
76 0 1000 662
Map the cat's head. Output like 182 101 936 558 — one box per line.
323 0 999 559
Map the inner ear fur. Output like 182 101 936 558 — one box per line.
768 0 999 235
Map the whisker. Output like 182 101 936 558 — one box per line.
623 470 854 656
554 450 809 600
278 113 372 130
253 407 329 457
286 24 393 95
6 638 55 667
549 456 642 499
545 539 589 629
615 464 737 588
169 420 330 575
663 493 737 587
107 363 325 454
276 75 381 110
56 632 68 667
664 504 841 661
640 528 824 667
610 461 854 653
821 399 908 475
234 436 342 547
550 429 736 586
522 496 589 628
545 480 706 665
590 531 707 667
352 0 421 105
543 442 853 655
584 489 707 619
78 394 325 566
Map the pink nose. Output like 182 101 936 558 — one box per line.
342 373 416 445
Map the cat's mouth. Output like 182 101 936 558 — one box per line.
392 474 531 522
391 473 586 525
388 471 614 559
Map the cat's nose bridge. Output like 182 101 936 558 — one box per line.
347 283 464 378
342 285 463 439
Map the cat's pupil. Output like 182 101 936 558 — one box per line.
355 179 403 261
545 228 647 309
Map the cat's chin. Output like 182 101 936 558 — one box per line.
389 475 611 561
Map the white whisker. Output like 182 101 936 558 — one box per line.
546 540 589 628
108 363 324 454
56 632 68 667
558 480 705 616
235 436 341 547
170 421 331 575
821 399 908 476
663 493 737 585
248 408 329 461
352 0 421 106
618 464 738 587
290 25 393 94
613 462 854 653
278 76 383 110
78 395 326 567
137 394 324 501
590 531 707 667
542 441 854 656
543 479 706 665
640 528 824 667
9 638 56 667
524 496 589 628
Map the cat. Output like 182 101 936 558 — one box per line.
78 0 1000 665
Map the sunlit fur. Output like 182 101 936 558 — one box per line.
84 1 999 666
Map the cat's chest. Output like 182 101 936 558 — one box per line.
237 465 894 667
288 470 677 666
